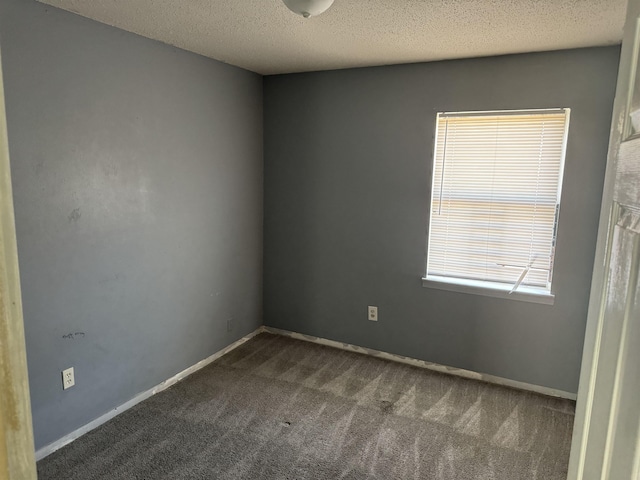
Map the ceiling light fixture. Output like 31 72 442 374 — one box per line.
282 0 335 18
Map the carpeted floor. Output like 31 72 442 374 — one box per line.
38 333 575 479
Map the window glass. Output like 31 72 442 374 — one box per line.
426 109 570 296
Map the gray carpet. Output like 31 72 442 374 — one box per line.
37 333 575 479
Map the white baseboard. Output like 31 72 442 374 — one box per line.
37 324 575 461
263 326 577 401
35 327 266 461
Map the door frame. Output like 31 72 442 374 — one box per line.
0 46 37 479
567 0 640 477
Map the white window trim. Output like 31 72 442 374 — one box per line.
422 108 569 304
422 275 555 305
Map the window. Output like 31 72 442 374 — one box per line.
423 109 570 304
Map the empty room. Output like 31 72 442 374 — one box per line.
1 0 639 479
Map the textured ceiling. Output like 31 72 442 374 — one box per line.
37 0 626 75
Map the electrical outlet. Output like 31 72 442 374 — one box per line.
368 306 378 321
62 367 75 390
226 318 234 332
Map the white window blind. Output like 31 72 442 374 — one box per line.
426 109 570 295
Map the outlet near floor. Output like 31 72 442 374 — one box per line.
368 306 378 321
62 367 75 390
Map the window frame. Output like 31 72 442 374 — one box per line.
421 108 571 305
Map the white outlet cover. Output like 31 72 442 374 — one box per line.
62 367 75 390
368 306 378 321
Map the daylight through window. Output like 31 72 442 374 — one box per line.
425 109 570 299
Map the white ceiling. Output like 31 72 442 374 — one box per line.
37 0 627 75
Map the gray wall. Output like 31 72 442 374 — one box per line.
263 47 619 394
0 0 263 449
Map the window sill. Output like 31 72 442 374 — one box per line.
421 276 555 305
